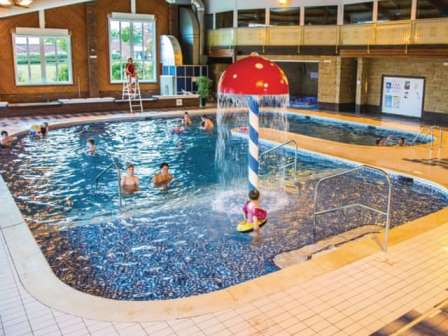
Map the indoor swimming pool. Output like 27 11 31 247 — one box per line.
262 112 432 146
0 116 446 301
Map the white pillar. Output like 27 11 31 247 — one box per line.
233 8 238 28
265 7 270 26
411 0 417 20
373 0 378 22
337 4 344 25
38 10 45 29
300 6 305 26
131 0 136 14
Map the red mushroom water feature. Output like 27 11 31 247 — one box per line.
217 53 289 191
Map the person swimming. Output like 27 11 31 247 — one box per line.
153 162 173 187
87 138 96 155
40 122 49 137
183 112 192 126
171 122 185 134
376 135 394 146
0 131 16 148
200 115 214 131
121 163 139 193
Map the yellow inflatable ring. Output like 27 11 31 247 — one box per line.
237 218 268 233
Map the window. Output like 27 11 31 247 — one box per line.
417 0 448 19
304 6 338 25
344 2 374 24
238 9 266 27
14 32 72 86
109 13 156 83
378 0 412 21
270 7 300 26
216 11 233 29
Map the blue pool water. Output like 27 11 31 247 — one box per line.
0 116 446 301
262 112 431 146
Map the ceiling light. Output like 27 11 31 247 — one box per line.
15 0 33 7
0 0 33 7
0 0 13 6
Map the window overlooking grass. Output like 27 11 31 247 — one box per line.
109 13 156 83
14 33 72 86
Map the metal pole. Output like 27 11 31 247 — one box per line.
384 173 392 253
247 96 260 191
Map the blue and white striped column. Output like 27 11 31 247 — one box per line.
247 97 260 191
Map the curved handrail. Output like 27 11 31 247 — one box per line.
260 139 298 176
313 164 392 252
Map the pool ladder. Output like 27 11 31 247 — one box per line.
411 125 444 149
259 139 298 180
313 165 392 253
94 158 123 208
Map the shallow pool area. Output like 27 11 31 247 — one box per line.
262 112 431 146
0 116 447 301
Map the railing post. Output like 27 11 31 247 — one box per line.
384 173 392 253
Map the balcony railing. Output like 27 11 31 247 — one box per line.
207 18 448 48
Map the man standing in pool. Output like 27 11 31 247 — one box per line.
153 162 173 187
121 163 139 193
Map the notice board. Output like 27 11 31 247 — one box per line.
381 76 425 118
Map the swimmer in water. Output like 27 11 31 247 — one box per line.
0 131 16 148
40 122 49 137
87 138 96 155
172 122 185 134
121 163 139 193
183 112 192 126
153 162 173 187
200 115 214 131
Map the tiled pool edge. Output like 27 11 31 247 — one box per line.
1 111 448 322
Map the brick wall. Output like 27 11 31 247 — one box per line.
0 0 169 103
366 58 448 115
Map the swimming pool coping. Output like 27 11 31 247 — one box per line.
1 109 447 322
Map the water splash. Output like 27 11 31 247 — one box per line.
215 93 290 189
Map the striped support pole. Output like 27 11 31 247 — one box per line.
247 96 260 191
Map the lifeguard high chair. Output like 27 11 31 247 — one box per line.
122 67 143 113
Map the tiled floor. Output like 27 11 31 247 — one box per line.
1 109 448 335
1 216 448 335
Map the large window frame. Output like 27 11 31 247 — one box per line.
12 28 73 87
108 13 157 84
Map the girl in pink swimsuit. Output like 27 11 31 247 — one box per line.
242 189 267 234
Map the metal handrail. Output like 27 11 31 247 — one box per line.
94 158 123 208
313 165 392 252
260 139 298 176
412 125 444 149
430 126 443 149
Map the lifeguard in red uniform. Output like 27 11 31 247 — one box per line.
125 58 138 94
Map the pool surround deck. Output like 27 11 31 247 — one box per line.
1 108 448 323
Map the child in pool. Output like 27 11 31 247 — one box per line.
0 130 16 148
243 189 267 235
183 112 192 126
171 122 185 134
200 115 214 131
87 138 96 155
40 122 49 137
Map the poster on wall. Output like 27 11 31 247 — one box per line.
381 76 425 118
